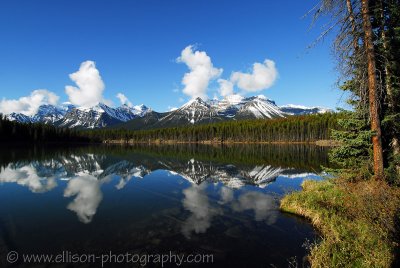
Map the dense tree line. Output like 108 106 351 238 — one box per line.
85 113 339 143
1 113 339 144
317 0 400 182
0 114 91 143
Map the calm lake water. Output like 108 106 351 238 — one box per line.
0 144 330 267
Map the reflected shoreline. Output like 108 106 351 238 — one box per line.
103 139 335 145
0 144 329 224
0 144 323 266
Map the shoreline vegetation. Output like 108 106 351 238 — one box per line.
278 0 400 266
281 179 400 267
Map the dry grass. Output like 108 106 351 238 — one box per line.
280 179 400 268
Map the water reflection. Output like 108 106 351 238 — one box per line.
181 183 280 237
64 175 103 224
0 145 328 227
0 145 328 267
232 191 278 223
182 183 221 238
0 164 58 193
219 186 234 204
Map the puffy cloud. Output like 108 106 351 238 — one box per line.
0 89 59 116
116 93 133 107
231 59 278 92
65 61 106 108
177 45 222 100
217 79 234 97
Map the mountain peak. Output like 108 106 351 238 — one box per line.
279 104 332 115
192 97 207 104
6 95 330 129
182 97 209 108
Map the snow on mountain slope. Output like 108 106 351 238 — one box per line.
57 103 151 129
154 95 285 128
115 104 151 120
157 97 222 126
3 94 331 129
6 112 33 123
235 96 286 119
280 104 332 115
6 104 69 124
215 94 244 117
32 104 69 124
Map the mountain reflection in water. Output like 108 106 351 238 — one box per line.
0 144 329 267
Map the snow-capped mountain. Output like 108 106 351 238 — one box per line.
4 95 331 129
122 95 287 130
214 94 285 119
156 97 223 127
6 104 70 124
234 95 286 119
174 95 286 121
116 104 150 118
6 112 33 123
57 103 151 129
32 104 70 124
280 104 332 115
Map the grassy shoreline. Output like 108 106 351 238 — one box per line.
280 179 400 267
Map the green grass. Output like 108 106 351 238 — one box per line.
280 179 400 267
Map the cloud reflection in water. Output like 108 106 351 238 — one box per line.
64 174 103 224
0 165 57 193
181 183 221 238
0 151 318 227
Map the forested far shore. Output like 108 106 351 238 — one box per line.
85 113 340 143
0 113 340 144
0 114 91 143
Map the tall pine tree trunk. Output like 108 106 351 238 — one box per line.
361 0 385 179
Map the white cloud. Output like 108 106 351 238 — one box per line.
217 79 234 97
230 59 278 92
116 93 132 107
0 89 59 116
168 106 178 112
65 61 107 108
177 45 222 100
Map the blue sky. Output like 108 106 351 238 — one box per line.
0 0 344 113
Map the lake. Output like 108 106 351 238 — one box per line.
0 144 330 267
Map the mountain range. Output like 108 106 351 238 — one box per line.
5 95 331 129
